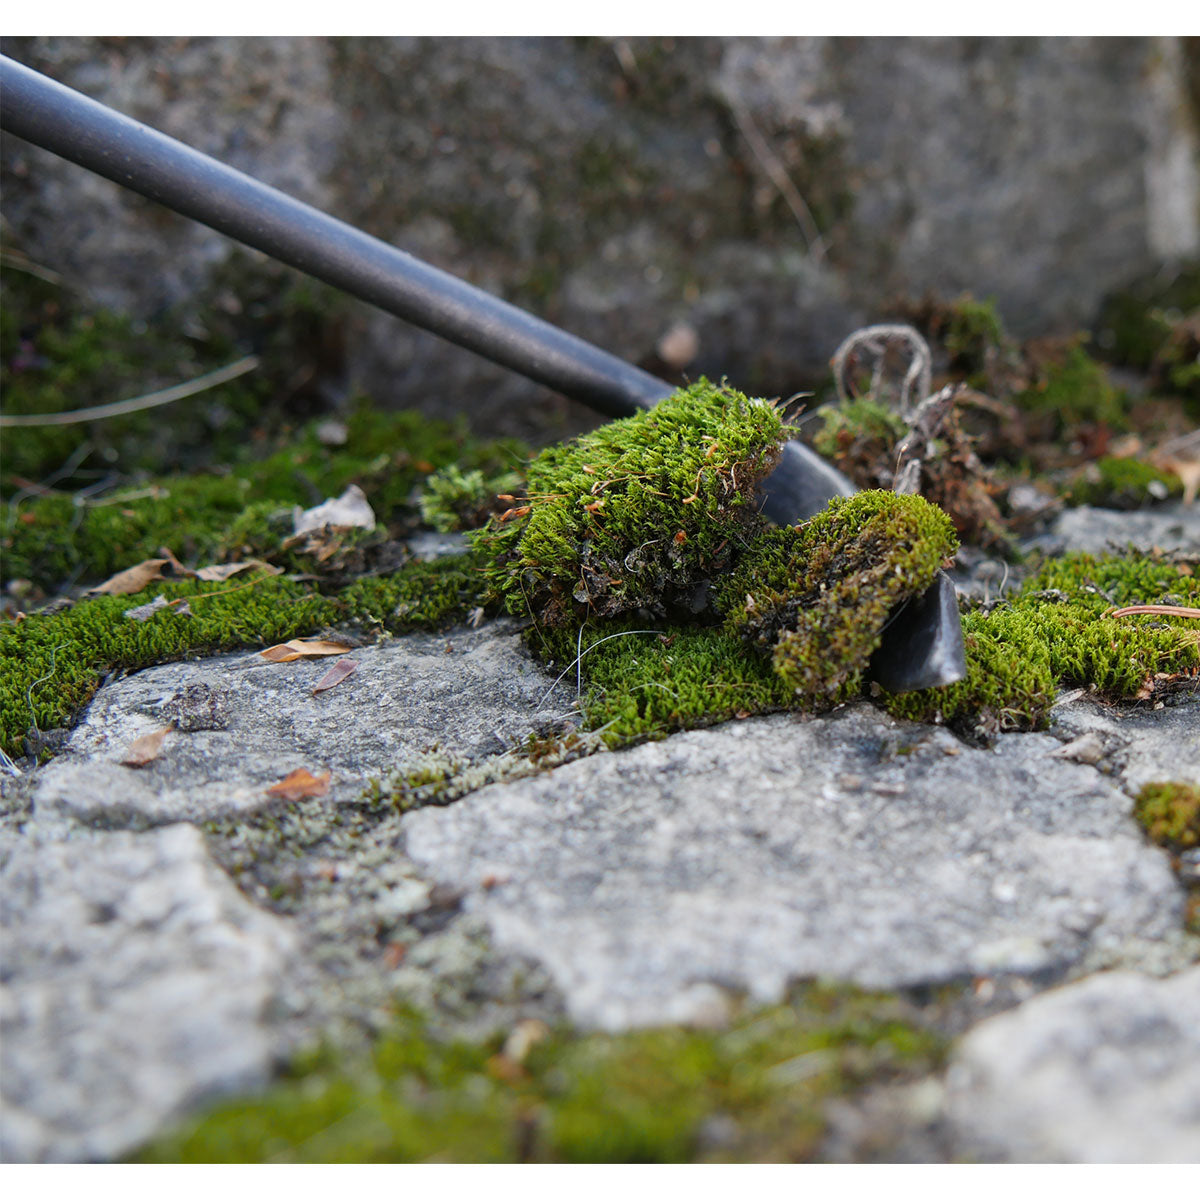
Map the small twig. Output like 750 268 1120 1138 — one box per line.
1106 605 1200 620
0 356 259 428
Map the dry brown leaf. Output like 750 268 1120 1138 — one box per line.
312 658 359 694
259 638 355 663
194 559 282 582
266 767 331 801
88 558 173 597
121 725 171 767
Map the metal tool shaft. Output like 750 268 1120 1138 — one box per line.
0 54 671 419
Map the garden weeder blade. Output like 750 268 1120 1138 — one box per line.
0 54 966 692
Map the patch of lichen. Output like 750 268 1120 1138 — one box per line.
3 404 528 593
473 380 788 627
1064 455 1183 509
130 983 944 1163
1135 781 1200 852
717 492 959 703
882 552 1200 738
0 574 337 760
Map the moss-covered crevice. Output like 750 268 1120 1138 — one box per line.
0 557 494 761
130 983 945 1163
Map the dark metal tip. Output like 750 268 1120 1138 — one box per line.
867 570 967 693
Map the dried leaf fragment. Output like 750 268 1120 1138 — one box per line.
194 559 282 582
266 767 331 801
312 658 359 694
121 725 171 767
260 638 355 663
88 558 173 597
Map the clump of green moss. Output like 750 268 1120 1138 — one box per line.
943 294 1009 380
418 464 524 532
812 398 908 462
531 619 794 748
131 983 944 1163
1065 455 1182 509
717 492 958 703
1135 781 1200 852
474 380 788 627
340 555 489 636
1015 341 1127 430
883 552 1200 738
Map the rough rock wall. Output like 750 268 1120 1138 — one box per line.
2 36 1197 431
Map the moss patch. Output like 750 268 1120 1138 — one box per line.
1065 455 1183 509
883 552 1200 738
3 403 527 595
130 983 944 1163
0 556 493 761
1135 781 1200 852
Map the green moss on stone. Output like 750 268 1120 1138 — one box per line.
3 404 529 593
1065 456 1182 509
130 983 945 1164
1015 342 1127 429
1135 781 1200 851
883 551 1200 737
0 574 337 759
474 380 788 627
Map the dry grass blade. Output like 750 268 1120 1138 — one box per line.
1107 605 1200 620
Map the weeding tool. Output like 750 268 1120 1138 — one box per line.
0 54 965 691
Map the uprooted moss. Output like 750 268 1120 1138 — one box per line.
716 492 958 703
883 552 1200 739
474 379 789 627
131 983 945 1164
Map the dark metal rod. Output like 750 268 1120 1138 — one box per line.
0 54 674 419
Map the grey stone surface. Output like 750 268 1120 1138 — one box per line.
1034 502 1200 556
29 619 567 827
0 823 299 1163
2 36 1195 431
945 966 1200 1162
403 701 1187 1031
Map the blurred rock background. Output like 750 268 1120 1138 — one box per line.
2 35 1198 440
